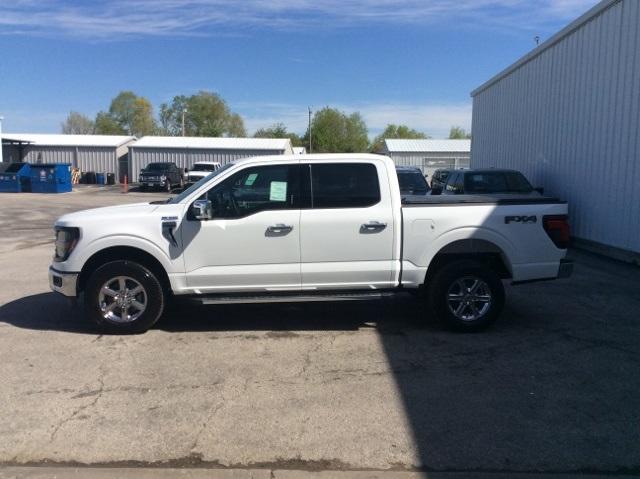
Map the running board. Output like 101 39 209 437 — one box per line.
195 291 399 305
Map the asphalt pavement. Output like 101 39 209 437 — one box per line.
0 187 638 477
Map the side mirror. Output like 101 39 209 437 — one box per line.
534 187 544 195
184 168 189 173
192 199 212 220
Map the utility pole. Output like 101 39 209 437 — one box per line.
182 108 188 137
308 107 312 153
0 116 4 164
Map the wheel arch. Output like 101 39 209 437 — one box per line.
424 238 512 286
77 246 172 294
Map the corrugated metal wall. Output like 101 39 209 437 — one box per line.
471 0 640 254
129 148 286 182
388 152 470 180
22 146 121 176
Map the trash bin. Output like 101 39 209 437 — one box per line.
30 164 72 193
96 173 105 185
82 171 96 184
0 163 31 192
106 173 116 185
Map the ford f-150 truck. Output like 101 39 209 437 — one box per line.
49 154 572 334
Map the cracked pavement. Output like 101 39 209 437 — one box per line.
0 188 639 475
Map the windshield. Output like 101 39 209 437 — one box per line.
144 163 171 171
397 171 429 194
168 163 235 204
192 164 219 172
464 172 534 194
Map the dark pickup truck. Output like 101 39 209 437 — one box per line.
139 162 184 192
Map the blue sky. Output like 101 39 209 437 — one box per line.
0 0 600 138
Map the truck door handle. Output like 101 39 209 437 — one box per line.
267 224 293 234
361 221 387 233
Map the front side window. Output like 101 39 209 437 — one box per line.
309 163 380 208
205 164 299 219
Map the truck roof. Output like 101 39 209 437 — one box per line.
231 153 389 166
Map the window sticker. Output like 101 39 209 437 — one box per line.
269 181 288 202
245 173 258 186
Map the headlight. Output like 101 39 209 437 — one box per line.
54 227 80 262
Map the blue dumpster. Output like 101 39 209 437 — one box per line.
30 164 72 193
0 163 31 192
96 173 106 185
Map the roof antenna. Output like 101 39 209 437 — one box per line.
534 36 540 46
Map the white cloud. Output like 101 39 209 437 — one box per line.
237 101 472 139
0 0 601 38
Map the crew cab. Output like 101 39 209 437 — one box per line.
139 162 184 192
185 162 221 185
49 154 572 334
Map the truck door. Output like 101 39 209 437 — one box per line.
181 163 302 293
299 161 395 290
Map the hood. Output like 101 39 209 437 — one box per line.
55 202 161 226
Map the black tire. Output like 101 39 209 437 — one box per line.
427 259 505 332
139 184 147 192
84 260 165 334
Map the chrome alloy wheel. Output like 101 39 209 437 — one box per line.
447 276 492 322
98 276 147 323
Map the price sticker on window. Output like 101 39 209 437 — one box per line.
269 181 287 202
245 173 258 186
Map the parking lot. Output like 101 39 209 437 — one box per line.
0 187 639 476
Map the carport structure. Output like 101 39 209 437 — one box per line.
1 134 135 182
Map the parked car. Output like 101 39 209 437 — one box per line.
430 169 453 195
49 154 572 334
442 169 542 196
395 166 430 196
139 162 184 192
185 162 222 185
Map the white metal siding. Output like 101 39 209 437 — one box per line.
471 0 640 254
22 146 121 175
129 148 287 182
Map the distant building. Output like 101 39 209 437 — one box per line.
381 139 471 180
129 137 294 182
293 147 307 155
1 134 135 181
471 0 639 261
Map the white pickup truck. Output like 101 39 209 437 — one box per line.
49 154 572 333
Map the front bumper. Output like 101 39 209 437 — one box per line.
140 178 167 187
49 266 79 297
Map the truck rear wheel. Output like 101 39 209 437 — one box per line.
427 259 505 332
84 260 165 334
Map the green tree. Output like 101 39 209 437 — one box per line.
449 126 471 139
61 111 94 134
253 123 303 146
94 112 126 135
370 124 428 152
94 91 156 136
159 91 246 137
304 107 369 153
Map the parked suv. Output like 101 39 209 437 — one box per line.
430 169 453 195
395 166 430 196
442 169 541 196
139 163 184 192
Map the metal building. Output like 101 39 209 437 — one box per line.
1 134 135 181
128 136 294 182
381 139 471 180
471 0 639 261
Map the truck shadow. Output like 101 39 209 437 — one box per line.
0 291 444 334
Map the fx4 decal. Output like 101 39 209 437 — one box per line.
505 215 537 224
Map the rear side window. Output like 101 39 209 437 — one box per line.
309 163 380 208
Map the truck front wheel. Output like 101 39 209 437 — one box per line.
427 259 505 332
84 260 165 334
